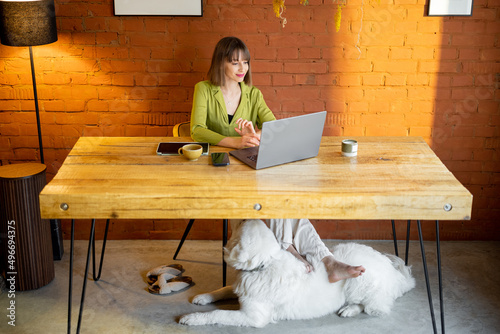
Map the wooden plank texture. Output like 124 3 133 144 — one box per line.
39 137 472 220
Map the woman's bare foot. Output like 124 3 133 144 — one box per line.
286 245 313 273
322 255 365 283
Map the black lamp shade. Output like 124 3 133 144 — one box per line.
0 0 57 47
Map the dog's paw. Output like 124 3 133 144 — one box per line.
339 304 363 318
364 305 390 317
179 312 207 326
192 293 214 305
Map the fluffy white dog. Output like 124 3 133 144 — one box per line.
180 219 415 327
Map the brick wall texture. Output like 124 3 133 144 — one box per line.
1 0 498 240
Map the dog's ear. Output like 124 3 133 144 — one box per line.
224 219 281 271
229 219 245 234
224 244 250 267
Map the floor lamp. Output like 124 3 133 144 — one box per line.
0 0 58 164
0 0 63 261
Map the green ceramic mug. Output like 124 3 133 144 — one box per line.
341 139 358 157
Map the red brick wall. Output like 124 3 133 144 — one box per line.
1 0 498 240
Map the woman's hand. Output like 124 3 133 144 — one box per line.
239 132 260 148
235 118 260 139
218 135 260 149
235 118 261 148
218 118 262 149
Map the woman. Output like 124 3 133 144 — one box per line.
190 36 274 148
190 37 365 282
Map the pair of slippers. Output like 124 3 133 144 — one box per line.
147 264 194 295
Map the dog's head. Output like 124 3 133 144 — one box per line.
224 219 280 271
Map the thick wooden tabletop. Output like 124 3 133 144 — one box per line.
39 136 472 221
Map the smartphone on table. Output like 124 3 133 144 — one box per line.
211 152 230 166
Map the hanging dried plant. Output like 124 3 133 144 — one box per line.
274 0 309 27
273 0 284 17
334 1 347 32
273 0 379 32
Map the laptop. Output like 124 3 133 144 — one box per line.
229 111 327 169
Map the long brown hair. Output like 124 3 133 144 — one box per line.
208 36 252 87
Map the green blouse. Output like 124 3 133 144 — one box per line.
190 80 276 145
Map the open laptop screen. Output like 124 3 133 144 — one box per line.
230 111 326 169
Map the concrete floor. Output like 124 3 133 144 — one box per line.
1 239 499 334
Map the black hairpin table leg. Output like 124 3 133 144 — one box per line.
92 219 110 281
391 220 411 265
68 219 75 334
173 219 195 260
405 220 411 265
436 220 444 334
222 219 228 287
68 219 111 334
391 220 399 257
417 219 445 334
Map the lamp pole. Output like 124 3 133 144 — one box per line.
29 45 44 164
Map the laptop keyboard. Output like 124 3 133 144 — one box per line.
247 154 258 162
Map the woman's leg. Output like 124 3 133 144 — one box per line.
266 219 313 272
285 244 314 273
268 218 365 283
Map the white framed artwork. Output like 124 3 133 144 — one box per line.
428 0 473 16
114 0 203 16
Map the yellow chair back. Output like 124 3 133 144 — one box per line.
173 122 191 137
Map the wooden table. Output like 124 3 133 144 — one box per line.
39 136 472 334
40 136 471 221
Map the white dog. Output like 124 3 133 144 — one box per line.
180 219 415 327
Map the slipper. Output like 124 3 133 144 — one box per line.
150 274 193 291
148 275 194 295
147 264 184 285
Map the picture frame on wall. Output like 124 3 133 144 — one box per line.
114 0 203 16
428 0 473 16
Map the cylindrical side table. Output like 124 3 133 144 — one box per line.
0 163 55 291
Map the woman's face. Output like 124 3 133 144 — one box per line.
224 51 249 85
